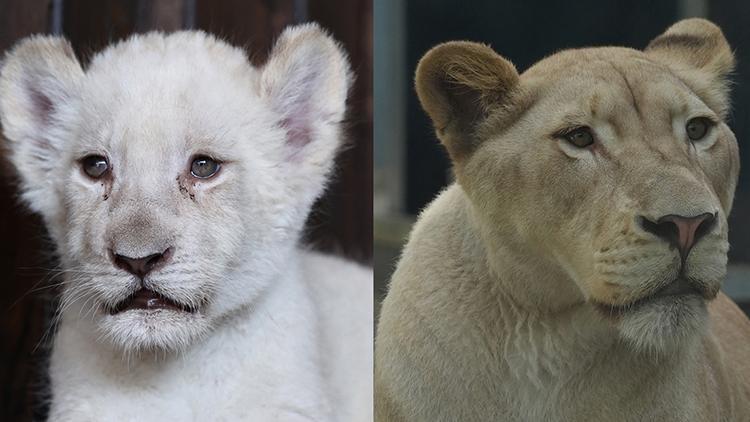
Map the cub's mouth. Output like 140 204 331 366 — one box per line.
594 277 709 319
110 288 195 315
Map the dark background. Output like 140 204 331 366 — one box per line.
0 0 372 420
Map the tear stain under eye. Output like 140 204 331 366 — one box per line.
101 181 112 201
176 174 197 201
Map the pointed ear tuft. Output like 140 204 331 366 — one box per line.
646 19 734 117
415 41 519 161
0 35 84 216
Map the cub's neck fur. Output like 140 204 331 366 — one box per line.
48 249 368 422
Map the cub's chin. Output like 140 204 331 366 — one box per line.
97 288 211 353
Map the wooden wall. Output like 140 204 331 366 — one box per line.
0 1 372 420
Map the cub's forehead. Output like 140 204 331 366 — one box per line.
87 31 255 79
80 31 259 110
72 31 274 155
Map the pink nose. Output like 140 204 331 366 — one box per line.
638 213 716 259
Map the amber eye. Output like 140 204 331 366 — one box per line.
563 127 595 148
686 117 713 141
81 155 109 178
190 156 220 178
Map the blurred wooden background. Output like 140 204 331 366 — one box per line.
0 0 372 420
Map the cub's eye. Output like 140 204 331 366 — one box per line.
81 155 109 179
686 117 713 141
563 127 594 148
190 156 220 179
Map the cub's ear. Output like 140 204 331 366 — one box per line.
415 41 519 162
645 18 734 118
0 36 84 216
260 23 352 203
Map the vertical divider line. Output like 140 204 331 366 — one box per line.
183 0 196 29
50 0 64 34
293 0 308 23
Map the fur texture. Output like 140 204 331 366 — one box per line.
376 19 750 421
0 25 372 421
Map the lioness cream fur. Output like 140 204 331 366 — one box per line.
0 25 372 421
376 19 750 421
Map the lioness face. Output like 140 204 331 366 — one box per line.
416 19 737 352
0 27 350 353
479 50 737 351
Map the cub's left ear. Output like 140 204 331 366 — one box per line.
0 36 84 218
645 18 734 118
260 23 352 196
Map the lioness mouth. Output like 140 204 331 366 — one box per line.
595 278 705 318
656 277 704 298
110 288 193 314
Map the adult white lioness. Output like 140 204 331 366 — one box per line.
376 19 750 421
0 25 372 421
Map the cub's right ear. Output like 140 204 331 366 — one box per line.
0 36 83 216
415 41 519 162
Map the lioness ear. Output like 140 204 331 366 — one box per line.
645 18 734 118
0 36 84 216
415 41 519 161
260 23 352 202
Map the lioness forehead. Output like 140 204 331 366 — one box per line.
524 47 665 80
524 47 694 102
519 47 709 127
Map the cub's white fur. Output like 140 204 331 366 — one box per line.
0 25 372 421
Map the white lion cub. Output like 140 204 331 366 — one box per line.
0 24 372 421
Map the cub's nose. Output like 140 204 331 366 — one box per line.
111 248 173 278
638 213 716 259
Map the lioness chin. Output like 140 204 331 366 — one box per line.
0 25 372 421
376 18 750 421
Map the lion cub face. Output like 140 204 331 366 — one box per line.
416 19 738 352
0 26 350 353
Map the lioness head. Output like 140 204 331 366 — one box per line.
416 19 739 353
0 25 351 353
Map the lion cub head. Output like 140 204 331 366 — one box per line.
416 19 738 353
0 25 351 353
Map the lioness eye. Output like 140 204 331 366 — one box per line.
686 117 712 141
190 156 220 178
81 155 109 178
564 127 594 148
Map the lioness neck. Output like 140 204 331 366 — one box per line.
378 184 715 420
400 183 620 369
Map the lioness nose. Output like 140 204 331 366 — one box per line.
111 248 172 278
638 213 716 258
